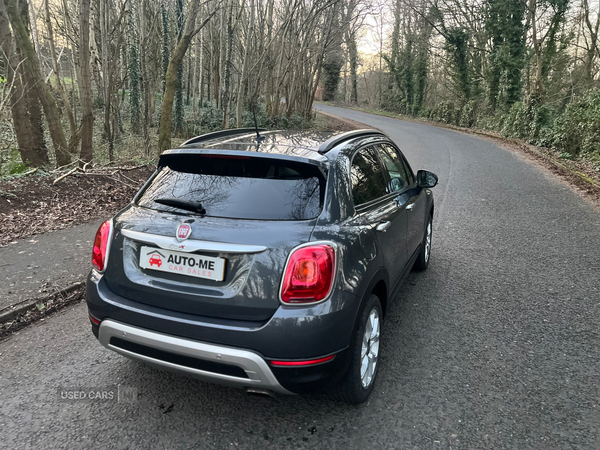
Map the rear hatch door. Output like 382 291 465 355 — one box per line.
104 152 326 322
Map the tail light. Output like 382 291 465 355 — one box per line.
92 220 112 272
280 243 336 304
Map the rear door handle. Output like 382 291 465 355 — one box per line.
376 221 391 232
406 203 415 211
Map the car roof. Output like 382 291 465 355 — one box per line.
167 129 389 163
174 130 334 161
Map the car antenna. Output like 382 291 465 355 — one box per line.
252 103 265 143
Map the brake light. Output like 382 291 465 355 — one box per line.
280 244 336 303
92 220 112 272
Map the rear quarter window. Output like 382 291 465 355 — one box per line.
137 154 325 221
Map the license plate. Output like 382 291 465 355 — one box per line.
139 246 226 281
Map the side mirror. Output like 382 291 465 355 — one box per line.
417 170 438 188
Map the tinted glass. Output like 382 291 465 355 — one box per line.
350 148 388 205
377 144 411 192
137 155 324 220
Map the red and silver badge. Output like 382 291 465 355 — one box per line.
176 223 192 241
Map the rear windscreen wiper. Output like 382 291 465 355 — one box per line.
154 198 206 215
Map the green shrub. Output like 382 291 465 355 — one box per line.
498 100 558 146
529 104 556 147
407 87 599 165
459 100 477 128
500 102 529 138
552 88 600 159
431 101 458 125
1 148 27 176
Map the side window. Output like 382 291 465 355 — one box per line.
378 144 413 191
350 147 388 206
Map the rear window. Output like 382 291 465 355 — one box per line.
137 154 325 220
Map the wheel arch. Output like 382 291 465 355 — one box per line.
353 267 388 326
371 280 388 318
428 191 435 219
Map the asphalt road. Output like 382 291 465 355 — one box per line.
0 220 103 311
2 105 600 449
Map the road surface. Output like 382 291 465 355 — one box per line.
1 105 599 449
0 220 103 312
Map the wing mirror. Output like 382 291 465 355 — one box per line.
417 170 438 188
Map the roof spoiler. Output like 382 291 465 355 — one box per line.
317 129 387 154
180 128 268 147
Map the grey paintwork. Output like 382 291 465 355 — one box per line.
86 128 434 388
102 206 319 321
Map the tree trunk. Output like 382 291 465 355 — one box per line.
128 1 142 136
79 0 94 163
192 34 199 118
5 0 70 167
222 4 234 129
197 28 204 112
140 0 151 155
582 0 599 86
174 0 185 135
236 0 254 127
528 0 545 100
347 35 358 104
161 4 169 93
321 2 343 102
45 0 79 154
26 0 39 52
187 43 192 105
218 3 226 110
158 0 213 153
0 0 47 166
16 0 46 159
100 0 111 152
61 0 78 126
265 0 274 115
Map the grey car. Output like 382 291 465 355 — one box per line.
86 128 438 404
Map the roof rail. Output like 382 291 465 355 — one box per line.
180 128 268 147
317 129 386 154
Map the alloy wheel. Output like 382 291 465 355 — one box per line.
424 221 432 263
360 308 380 388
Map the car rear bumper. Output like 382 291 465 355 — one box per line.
98 319 294 395
86 271 360 394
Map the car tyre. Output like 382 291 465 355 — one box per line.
331 294 382 405
413 214 432 271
